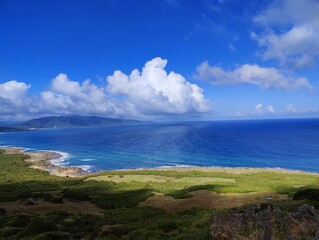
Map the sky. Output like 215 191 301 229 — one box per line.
0 0 319 120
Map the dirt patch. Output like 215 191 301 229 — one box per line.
0 199 104 216
139 190 288 212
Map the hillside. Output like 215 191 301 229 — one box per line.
1 148 319 239
15 116 140 129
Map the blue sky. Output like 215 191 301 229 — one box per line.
0 0 318 120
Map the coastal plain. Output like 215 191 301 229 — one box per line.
1 148 319 239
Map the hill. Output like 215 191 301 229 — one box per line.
15 116 140 129
1 148 319 239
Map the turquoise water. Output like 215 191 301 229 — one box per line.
1 119 319 172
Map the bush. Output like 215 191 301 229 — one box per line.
125 229 170 240
6 214 31 228
158 221 178 233
0 227 22 238
293 188 319 202
34 231 71 240
24 217 58 235
62 189 91 201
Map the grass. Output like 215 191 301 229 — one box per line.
1 150 319 239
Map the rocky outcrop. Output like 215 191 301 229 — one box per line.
210 204 319 240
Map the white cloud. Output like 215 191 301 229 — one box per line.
267 105 275 114
253 0 319 69
255 104 276 114
0 58 210 119
194 61 312 90
107 57 210 115
0 81 33 116
255 104 263 113
39 73 122 116
0 81 30 100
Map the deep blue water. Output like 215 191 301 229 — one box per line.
1 119 319 172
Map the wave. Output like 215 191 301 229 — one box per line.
80 158 96 162
74 165 92 172
158 164 197 168
44 150 70 166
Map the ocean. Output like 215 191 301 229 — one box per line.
1 118 319 172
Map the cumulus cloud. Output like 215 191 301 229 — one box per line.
252 0 319 70
107 57 210 114
0 58 210 119
0 81 30 100
194 61 312 90
255 104 263 113
267 105 275 114
0 81 34 117
38 73 122 116
255 104 276 114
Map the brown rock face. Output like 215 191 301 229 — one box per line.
210 204 319 240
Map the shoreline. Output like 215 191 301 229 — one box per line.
0 146 318 177
0 147 89 177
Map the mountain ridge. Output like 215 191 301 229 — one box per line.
13 116 141 129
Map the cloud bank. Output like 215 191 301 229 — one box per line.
0 58 210 119
194 61 312 90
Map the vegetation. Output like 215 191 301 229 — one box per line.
1 150 319 239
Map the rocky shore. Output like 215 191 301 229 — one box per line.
0 147 89 177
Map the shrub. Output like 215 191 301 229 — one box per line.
62 189 91 201
293 188 319 202
6 215 31 228
34 231 71 240
24 217 58 235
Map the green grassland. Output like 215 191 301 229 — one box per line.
1 150 319 239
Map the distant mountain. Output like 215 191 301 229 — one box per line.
15 116 140 129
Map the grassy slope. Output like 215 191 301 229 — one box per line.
1 150 319 239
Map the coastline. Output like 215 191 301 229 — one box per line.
1 146 318 178
0 147 89 177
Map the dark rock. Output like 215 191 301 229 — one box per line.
311 230 319 240
210 204 319 240
0 208 7 216
292 204 317 220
